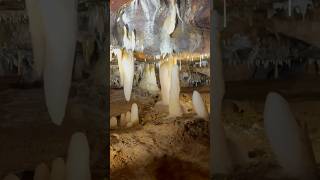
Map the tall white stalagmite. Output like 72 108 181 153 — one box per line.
139 64 159 93
264 92 317 180
34 163 50 180
66 132 91 180
2 174 19 180
25 0 45 78
50 158 66 180
37 0 78 125
121 50 135 101
130 103 139 125
159 60 173 105
168 65 182 117
211 10 233 175
192 91 209 120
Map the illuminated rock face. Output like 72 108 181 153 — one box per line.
50 158 66 180
26 0 78 125
34 163 50 180
192 90 208 120
139 64 159 93
264 92 317 180
66 132 91 180
2 174 19 180
168 64 182 117
122 50 135 101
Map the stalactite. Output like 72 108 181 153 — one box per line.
121 50 135 101
139 64 159 93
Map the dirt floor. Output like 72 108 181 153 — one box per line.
110 88 211 180
110 75 320 180
0 76 106 180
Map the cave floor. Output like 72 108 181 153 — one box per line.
110 88 210 180
0 77 106 179
110 76 320 180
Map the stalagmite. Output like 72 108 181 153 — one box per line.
34 163 50 180
211 10 233 175
121 50 135 101
66 132 91 180
25 0 45 78
37 0 78 125
126 111 131 122
130 103 139 125
139 64 159 93
50 158 66 180
192 91 209 120
120 113 127 127
110 116 118 129
168 65 182 117
264 92 317 180
159 60 173 105
2 174 19 180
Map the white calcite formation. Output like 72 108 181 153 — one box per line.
192 91 209 120
139 64 159 93
160 0 177 55
125 111 131 122
168 64 182 117
122 26 135 51
159 60 173 105
130 103 139 125
50 158 66 180
264 92 317 180
110 116 118 130
2 174 19 180
121 50 135 101
120 113 127 127
66 132 91 180
34 163 50 180
25 0 78 125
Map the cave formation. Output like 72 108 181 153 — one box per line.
110 0 211 179
0 0 107 179
110 0 320 179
